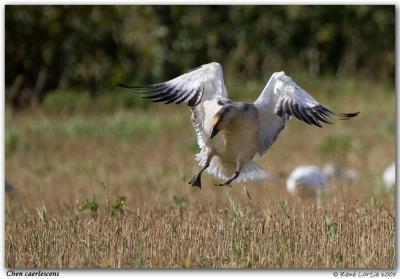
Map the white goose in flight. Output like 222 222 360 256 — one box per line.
120 62 358 188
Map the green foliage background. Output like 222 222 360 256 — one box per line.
5 5 394 108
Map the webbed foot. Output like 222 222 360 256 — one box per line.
214 171 240 188
214 182 232 187
188 175 202 188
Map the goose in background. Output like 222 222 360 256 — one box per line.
120 62 358 188
286 164 359 197
383 162 395 189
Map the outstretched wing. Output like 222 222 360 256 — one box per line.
254 71 359 156
119 62 227 106
120 62 229 152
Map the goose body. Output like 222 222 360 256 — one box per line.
121 62 358 188
200 101 263 182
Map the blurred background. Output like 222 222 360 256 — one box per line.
5 5 394 109
5 5 395 210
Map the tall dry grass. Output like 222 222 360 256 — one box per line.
5 201 395 268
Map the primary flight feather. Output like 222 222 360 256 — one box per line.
120 62 359 188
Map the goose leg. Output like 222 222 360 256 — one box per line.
215 171 240 187
188 162 210 189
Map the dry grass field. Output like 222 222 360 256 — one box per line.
5 76 396 268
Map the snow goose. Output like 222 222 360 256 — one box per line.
120 62 358 188
383 162 395 188
286 164 359 197
286 165 327 197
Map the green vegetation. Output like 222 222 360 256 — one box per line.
318 133 363 161
79 195 99 213
5 5 394 108
5 131 19 158
324 215 338 241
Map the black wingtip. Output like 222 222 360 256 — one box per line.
118 83 151 91
118 83 134 89
337 111 360 120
